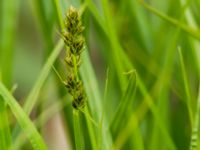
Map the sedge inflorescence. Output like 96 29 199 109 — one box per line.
62 6 86 110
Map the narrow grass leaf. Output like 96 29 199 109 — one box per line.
73 110 84 150
110 70 137 134
190 85 200 150
80 50 113 150
0 99 12 150
0 83 47 150
0 0 20 148
12 39 64 140
178 47 193 124
14 95 71 150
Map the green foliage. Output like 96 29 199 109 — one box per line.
0 0 199 150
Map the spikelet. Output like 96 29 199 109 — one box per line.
62 6 86 110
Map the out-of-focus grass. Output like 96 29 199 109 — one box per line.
0 0 199 150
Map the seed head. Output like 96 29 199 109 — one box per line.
63 6 86 110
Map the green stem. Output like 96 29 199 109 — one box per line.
178 48 193 125
190 85 200 150
0 99 12 150
73 109 83 150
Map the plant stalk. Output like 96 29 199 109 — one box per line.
73 109 83 150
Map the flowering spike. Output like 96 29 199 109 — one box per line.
62 6 86 110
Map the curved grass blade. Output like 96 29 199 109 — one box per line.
110 71 145 150
110 70 137 134
12 39 64 140
14 95 71 149
0 83 47 150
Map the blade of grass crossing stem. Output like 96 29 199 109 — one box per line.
110 71 137 134
113 113 139 149
83 107 98 150
137 77 176 150
178 47 193 125
80 51 102 119
130 7 185 149
110 71 145 149
80 51 113 149
73 110 84 150
148 32 180 149
98 68 109 149
0 83 47 150
12 39 64 140
114 76 177 150
14 95 71 150
24 39 63 112
148 19 183 149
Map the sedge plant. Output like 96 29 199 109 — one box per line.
0 0 200 150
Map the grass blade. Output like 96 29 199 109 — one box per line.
14 95 71 149
80 51 113 150
73 110 84 150
0 0 20 149
23 39 64 115
12 39 64 140
178 47 193 124
0 83 47 150
0 99 12 150
110 70 137 134
87 1 176 149
190 84 200 150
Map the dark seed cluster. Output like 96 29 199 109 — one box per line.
63 6 86 110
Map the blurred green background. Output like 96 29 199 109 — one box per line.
0 0 200 149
